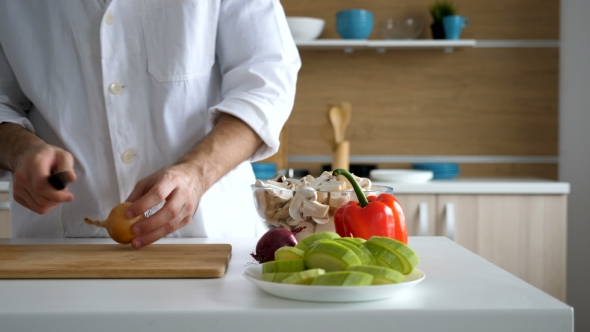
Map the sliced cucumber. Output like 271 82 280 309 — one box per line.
311 271 374 286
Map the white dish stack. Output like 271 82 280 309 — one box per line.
369 169 434 183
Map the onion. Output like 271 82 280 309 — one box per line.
84 202 145 244
250 227 302 263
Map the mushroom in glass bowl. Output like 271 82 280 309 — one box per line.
251 171 393 241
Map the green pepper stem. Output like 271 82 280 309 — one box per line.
332 168 369 207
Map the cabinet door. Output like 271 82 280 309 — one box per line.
436 194 567 301
0 193 10 238
393 194 437 236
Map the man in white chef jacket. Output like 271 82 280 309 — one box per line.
0 1 300 248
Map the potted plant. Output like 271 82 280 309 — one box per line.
429 0 456 39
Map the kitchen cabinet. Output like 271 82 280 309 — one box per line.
0 193 9 238
394 192 567 301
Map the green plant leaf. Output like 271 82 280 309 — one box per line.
429 0 457 22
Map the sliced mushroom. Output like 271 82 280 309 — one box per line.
265 180 289 188
284 178 302 188
271 200 291 220
289 186 331 223
288 187 318 222
312 213 330 225
317 180 346 192
270 174 286 183
285 217 302 227
301 199 329 221
356 176 372 190
309 171 333 188
329 191 350 210
255 180 292 201
316 191 329 204
293 221 315 242
264 191 290 215
303 175 315 183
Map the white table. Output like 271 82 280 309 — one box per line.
0 237 573 332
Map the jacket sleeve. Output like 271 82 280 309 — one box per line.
210 0 301 162
0 42 35 180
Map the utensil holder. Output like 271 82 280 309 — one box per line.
332 140 350 171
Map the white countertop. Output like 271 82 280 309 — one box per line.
374 178 570 194
0 237 573 332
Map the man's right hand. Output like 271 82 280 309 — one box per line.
0 123 76 214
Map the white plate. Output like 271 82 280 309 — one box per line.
370 169 434 183
242 265 425 302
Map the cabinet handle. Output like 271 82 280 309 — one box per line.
0 201 9 210
419 203 428 236
445 203 455 240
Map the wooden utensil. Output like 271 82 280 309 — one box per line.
332 140 350 171
328 105 345 144
0 244 232 279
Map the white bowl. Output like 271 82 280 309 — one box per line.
286 17 325 41
370 169 434 183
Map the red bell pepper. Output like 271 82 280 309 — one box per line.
332 169 408 244
367 195 408 244
333 200 354 236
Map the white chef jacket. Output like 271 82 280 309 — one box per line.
0 0 300 238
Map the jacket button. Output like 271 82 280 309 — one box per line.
109 82 122 95
121 150 135 164
105 12 114 25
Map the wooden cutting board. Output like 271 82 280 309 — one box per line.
0 244 232 279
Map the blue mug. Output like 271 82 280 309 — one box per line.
442 15 470 40
336 9 374 40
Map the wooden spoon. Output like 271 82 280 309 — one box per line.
329 105 344 144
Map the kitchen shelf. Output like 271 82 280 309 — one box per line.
294 39 559 53
295 39 476 53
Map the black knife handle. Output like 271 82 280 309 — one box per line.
48 172 69 190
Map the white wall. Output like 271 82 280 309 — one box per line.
559 0 590 330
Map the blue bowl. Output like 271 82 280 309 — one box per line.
336 9 374 39
251 163 277 172
412 163 460 179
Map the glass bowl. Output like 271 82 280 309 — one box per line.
380 18 423 40
251 183 393 241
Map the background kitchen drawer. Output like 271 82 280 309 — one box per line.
0 193 9 238
394 193 567 301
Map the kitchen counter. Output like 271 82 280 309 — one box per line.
0 178 570 194
374 178 570 194
0 237 573 332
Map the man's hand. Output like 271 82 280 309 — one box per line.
12 143 77 214
124 113 262 249
0 123 77 214
125 163 203 249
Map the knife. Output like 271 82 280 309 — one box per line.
48 171 70 190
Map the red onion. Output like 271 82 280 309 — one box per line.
250 227 302 263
